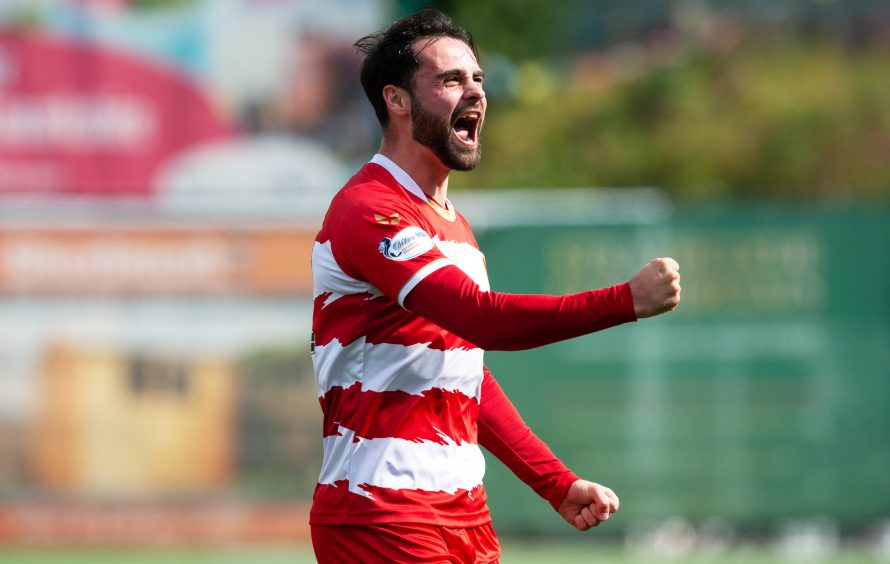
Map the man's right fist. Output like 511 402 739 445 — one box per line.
628 257 681 319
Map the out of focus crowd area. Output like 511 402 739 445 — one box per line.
0 0 887 562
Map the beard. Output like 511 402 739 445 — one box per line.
411 97 482 171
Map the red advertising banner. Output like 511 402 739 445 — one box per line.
0 31 235 197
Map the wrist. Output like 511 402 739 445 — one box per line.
616 281 638 322
548 471 581 511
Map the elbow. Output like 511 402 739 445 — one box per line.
439 320 508 351
460 330 525 352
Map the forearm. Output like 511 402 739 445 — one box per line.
477 366 578 510
404 265 636 351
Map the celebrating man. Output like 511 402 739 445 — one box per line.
310 8 681 563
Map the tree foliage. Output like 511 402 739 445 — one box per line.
451 39 890 201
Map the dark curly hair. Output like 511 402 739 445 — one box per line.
354 8 478 128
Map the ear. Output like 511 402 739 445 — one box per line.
383 85 411 119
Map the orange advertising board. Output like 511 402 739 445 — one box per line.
0 227 315 296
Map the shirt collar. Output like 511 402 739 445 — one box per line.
369 154 429 203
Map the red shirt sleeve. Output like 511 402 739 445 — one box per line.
478 365 579 510
403 264 636 351
324 181 453 305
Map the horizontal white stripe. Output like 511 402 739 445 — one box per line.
319 426 485 497
314 340 483 399
434 238 490 291
312 240 375 305
312 337 366 398
397 258 452 307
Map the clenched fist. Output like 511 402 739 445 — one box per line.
628 257 681 318
557 479 619 531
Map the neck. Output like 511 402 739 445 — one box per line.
378 135 450 206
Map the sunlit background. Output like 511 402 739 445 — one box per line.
0 1 888 562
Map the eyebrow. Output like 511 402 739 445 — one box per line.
435 69 485 80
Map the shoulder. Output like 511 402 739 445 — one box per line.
331 165 411 213
325 165 428 232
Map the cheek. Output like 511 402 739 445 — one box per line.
432 89 461 110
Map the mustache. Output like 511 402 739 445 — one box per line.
451 103 484 124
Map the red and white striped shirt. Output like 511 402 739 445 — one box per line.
311 154 493 526
310 154 637 526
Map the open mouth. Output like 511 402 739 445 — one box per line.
452 111 481 146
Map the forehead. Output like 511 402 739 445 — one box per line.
411 36 481 75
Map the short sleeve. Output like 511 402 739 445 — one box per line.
325 183 454 306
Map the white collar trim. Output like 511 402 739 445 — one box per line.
370 154 428 203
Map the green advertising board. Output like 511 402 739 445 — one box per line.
474 204 890 532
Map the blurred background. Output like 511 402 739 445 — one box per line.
0 0 887 562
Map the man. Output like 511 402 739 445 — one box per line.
310 8 681 563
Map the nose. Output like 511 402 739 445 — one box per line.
464 80 485 102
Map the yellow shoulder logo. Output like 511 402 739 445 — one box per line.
374 212 401 225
